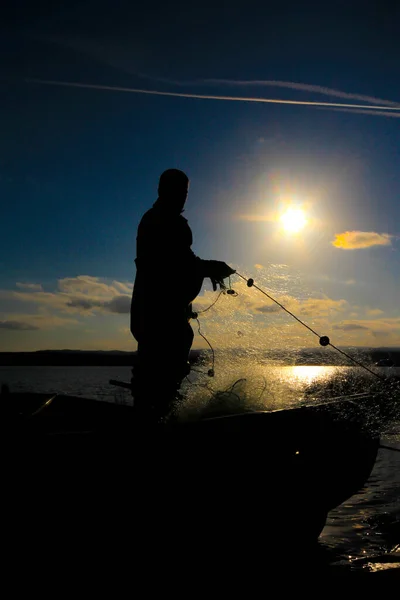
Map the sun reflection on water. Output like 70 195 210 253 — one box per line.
284 365 338 385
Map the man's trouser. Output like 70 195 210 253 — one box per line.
132 320 193 421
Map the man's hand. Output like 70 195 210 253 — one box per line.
206 261 236 290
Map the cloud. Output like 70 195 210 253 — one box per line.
255 295 348 318
104 295 131 314
255 304 281 314
1 313 80 330
2 271 399 350
0 320 39 330
333 318 400 336
191 279 373 349
66 297 97 310
332 231 392 250
0 275 135 349
9 290 71 311
366 309 384 317
16 282 43 291
193 280 348 321
296 297 348 317
112 281 132 294
58 275 120 296
333 323 369 331
65 294 130 314
7 276 133 316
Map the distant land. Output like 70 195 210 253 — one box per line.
0 348 399 366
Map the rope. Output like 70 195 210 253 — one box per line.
189 284 230 378
235 272 387 382
197 290 224 314
196 318 215 376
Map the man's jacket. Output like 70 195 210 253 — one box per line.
131 198 206 341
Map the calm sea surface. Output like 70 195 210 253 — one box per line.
2 363 399 570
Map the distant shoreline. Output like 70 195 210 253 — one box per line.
1 348 399 367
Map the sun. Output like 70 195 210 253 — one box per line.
280 208 308 233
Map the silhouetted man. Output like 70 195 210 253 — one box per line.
131 169 235 421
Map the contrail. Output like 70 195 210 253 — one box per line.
189 79 400 108
35 34 400 108
134 75 400 108
26 78 400 113
319 107 400 118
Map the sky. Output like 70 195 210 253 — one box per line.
1 0 400 352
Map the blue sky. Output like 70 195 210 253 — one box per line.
1 0 399 351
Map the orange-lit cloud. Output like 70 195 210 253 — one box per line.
332 231 392 250
366 308 384 317
193 281 348 319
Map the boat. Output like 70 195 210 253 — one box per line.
5 385 394 555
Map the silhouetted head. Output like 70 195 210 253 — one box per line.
158 169 189 213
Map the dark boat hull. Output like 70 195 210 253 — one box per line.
6 391 381 551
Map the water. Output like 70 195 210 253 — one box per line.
2 362 399 570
